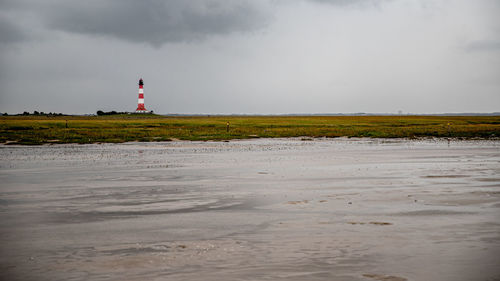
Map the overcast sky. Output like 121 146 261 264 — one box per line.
0 0 499 114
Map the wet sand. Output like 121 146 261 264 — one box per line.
0 138 499 281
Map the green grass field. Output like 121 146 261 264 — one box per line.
1 115 499 145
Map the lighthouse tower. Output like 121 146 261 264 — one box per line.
136 78 147 113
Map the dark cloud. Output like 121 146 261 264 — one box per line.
465 40 500 53
307 0 386 6
40 0 271 46
0 16 27 44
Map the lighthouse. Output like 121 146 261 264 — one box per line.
136 78 147 113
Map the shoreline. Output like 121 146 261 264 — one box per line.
2 135 500 146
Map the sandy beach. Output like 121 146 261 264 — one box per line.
0 138 499 281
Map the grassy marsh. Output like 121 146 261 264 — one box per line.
1 115 499 145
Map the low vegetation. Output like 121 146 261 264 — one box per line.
0 115 499 145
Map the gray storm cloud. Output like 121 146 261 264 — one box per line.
0 16 27 44
0 0 499 114
465 40 500 53
307 0 388 7
41 0 271 46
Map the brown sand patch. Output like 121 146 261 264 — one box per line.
369 222 392 226
394 210 473 216
348 222 393 226
475 178 500 182
363 273 407 281
327 193 359 197
424 175 469 178
287 200 309 205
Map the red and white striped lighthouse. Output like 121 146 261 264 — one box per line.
136 78 147 113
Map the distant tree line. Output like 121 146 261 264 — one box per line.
1 111 65 116
1 110 153 116
96 110 128 116
96 110 154 116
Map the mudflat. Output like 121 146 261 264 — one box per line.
0 138 499 281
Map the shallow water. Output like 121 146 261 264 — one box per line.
0 138 499 281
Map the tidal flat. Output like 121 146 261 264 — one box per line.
0 138 499 281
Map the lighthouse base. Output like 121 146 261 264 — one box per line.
135 110 148 113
